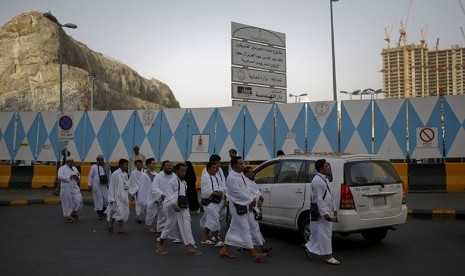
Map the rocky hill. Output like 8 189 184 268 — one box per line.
0 12 180 112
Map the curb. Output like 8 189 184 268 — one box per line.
408 208 465 220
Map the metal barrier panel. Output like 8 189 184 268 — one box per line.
0 112 16 161
408 163 446 192
13 112 38 161
275 103 306 155
443 95 465 158
135 110 161 162
408 97 443 159
160 108 188 162
374 99 407 159
244 104 274 161
308 101 338 152
85 111 109 162
215 106 244 161
187 108 217 162
341 100 373 154
109 110 135 162
36 112 59 162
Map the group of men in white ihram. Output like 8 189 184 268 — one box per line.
57 149 273 262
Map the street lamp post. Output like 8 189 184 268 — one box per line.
330 0 339 102
289 93 308 103
43 12 77 114
340 90 360 100
88 74 95 111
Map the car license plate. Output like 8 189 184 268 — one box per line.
373 196 386 206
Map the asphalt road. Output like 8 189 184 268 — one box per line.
1 205 464 276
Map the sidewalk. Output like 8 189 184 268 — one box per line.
0 188 464 219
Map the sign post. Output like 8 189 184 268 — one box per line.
58 114 74 141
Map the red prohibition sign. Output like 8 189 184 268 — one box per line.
419 127 435 143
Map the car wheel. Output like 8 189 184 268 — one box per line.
361 228 388 243
299 216 310 243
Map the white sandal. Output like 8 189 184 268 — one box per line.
325 257 340 265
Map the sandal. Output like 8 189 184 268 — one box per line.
325 257 340 265
156 249 168 255
186 250 202 256
72 213 80 222
219 251 236 258
66 217 73 223
252 253 267 263
201 240 215 245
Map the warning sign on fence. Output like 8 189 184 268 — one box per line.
416 127 438 148
58 114 74 141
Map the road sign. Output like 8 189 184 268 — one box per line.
416 127 437 148
232 67 286 87
58 114 74 141
232 40 286 71
232 84 286 103
231 22 286 47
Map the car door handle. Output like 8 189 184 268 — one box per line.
262 189 271 193
295 189 303 194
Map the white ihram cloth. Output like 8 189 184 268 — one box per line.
87 164 109 211
223 170 255 249
58 165 83 217
106 168 130 222
128 168 147 217
152 171 176 232
202 167 227 220
160 176 196 246
305 172 335 255
199 173 224 232
144 171 158 226
244 176 265 246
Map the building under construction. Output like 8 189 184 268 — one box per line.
381 42 465 99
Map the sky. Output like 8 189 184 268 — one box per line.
1 0 464 108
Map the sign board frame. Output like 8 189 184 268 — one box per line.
231 22 286 47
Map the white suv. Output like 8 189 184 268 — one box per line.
253 153 408 243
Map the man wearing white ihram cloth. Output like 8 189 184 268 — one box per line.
143 158 158 233
303 159 340 265
152 161 175 234
129 159 147 223
219 156 267 262
57 158 83 223
156 163 201 256
87 155 110 220
106 158 130 234
199 161 225 247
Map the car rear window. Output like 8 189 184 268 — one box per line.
344 161 402 187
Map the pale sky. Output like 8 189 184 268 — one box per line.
1 0 464 108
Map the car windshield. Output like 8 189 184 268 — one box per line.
344 160 402 187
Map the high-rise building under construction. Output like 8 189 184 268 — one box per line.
381 44 465 98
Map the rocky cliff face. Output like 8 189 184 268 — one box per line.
0 12 180 111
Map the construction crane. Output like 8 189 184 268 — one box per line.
420 23 428 46
461 27 465 45
384 25 393 48
398 0 413 47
